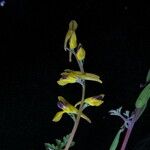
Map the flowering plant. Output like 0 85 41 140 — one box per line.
45 20 150 150
45 20 104 150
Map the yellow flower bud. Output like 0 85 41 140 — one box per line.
84 95 104 106
76 47 86 61
52 111 64 122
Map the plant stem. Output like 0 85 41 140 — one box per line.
120 106 146 150
64 51 85 150
64 84 85 150
120 121 135 150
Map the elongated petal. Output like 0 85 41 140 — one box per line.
58 96 79 113
63 69 102 83
79 73 102 83
64 30 73 50
57 76 77 86
69 32 77 49
52 111 64 122
76 47 86 61
58 96 91 123
58 96 68 106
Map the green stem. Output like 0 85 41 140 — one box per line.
64 51 85 150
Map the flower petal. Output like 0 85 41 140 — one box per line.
58 96 77 113
64 20 78 50
79 73 102 83
64 30 73 50
58 96 91 123
63 69 102 83
69 32 77 49
85 95 104 106
75 94 104 107
52 111 64 122
57 76 77 86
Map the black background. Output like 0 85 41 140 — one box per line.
0 1 150 150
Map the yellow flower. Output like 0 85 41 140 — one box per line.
64 20 78 49
64 20 78 62
57 69 102 86
52 96 91 123
75 94 104 107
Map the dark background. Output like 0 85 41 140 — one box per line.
0 1 150 150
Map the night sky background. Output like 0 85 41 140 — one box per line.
0 1 150 150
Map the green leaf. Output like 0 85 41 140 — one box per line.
109 128 124 150
146 69 150 83
63 135 68 142
55 145 59 150
135 83 150 108
55 139 61 145
44 143 55 150
60 142 65 148
44 134 75 150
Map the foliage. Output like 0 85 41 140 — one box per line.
109 69 150 150
45 135 75 150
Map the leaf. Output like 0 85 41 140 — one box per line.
117 107 122 113
109 128 124 150
55 139 61 145
123 110 129 117
60 142 65 149
146 69 150 83
44 143 55 150
109 110 117 115
109 107 122 116
135 83 150 108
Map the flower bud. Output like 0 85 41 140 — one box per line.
76 47 86 61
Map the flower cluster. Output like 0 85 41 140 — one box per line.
52 20 104 124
